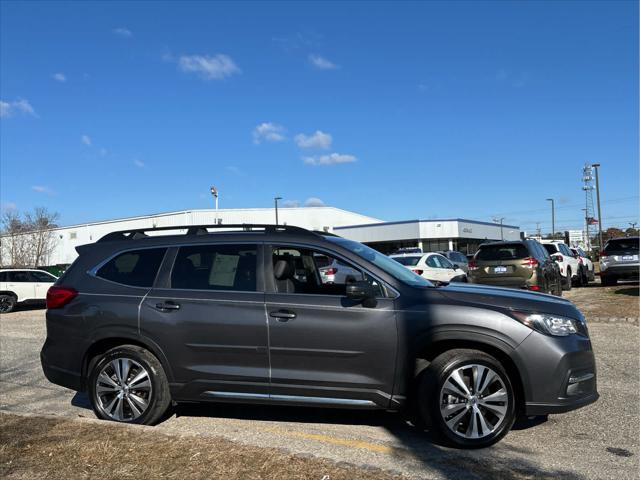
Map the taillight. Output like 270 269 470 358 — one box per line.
323 268 337 275
46 286 78 309
412 269 424 275
522 257 539 268
527 285 541 291
600 251 609 261
468 260 478 271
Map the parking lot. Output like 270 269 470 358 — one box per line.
1 281 638 479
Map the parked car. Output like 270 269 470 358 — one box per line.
468 240 563 296
540 240 581 290
390 252 467 284
314 254 361 284
599 236 639 286
570 247 595 284
438 250 470 274
0 269 58 313
41 224 598 448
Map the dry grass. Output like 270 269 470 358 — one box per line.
563 281 639 321
0 412 404 480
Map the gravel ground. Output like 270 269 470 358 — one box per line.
1 282 638 479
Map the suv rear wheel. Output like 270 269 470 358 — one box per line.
88 345 171 425
418 349 516 448
0 294 16 313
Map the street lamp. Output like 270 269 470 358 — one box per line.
492 217 505 240
210 186 219 223
546 198 555 238
592 163 603 250
274 197 282 225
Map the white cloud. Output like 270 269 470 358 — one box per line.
134 159 145 168
113 27 133 38
178 54 241 80
303 153 357 166
81 135 92 146
304 197 325 207
253 122 286 144
52 73 67 82
294 130 332 149
308 54 338 70
281 199 301 208
0 99 37 118
31 185 54 195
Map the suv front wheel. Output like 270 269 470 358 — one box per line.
418 349 516 448
88 345 171 425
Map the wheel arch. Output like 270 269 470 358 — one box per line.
0 290 18 299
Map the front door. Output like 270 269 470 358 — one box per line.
141 243 269 402
265 244 398 408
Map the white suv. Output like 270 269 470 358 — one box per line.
540 241 581 290
390 252 467 284
0 269 58 313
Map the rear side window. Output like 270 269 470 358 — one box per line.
171 244 257 291
542 244 558 255
6 271 32 282
476 244 529 261
392 256 421 266
96 248 167 287
605 238 639 253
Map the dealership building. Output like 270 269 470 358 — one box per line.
0 207 520 266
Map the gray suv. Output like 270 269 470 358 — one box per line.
41 224 598 448
599 236 639 286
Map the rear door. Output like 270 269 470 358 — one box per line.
5 271 36 301
265 244 397 408
141 243 269 402
30 271 57 299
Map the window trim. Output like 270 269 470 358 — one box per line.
265 242 399 299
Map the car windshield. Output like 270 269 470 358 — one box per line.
391 256 421 266
326 237 433 287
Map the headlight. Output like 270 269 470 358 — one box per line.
512 312 579 336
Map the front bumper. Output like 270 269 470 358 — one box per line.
511 330 598 416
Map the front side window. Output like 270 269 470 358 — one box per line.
426 255 440 268
542 244 558 256
96 248 166 287
271 246 387 297
171 244 257 291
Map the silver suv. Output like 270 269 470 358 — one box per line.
599 237 639 286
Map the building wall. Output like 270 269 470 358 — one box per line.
0 207 381 266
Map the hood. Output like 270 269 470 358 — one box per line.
437 282 582 319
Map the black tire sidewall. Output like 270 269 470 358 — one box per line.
88 346 170 425
0 294 16 313
421 352 516 449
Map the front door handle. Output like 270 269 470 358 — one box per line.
155 301 180 311
269 310 296 321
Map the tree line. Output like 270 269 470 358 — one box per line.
0 207 60 267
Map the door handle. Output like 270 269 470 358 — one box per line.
155 301 180 311
269 310 296 321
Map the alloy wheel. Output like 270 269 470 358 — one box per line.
0 296 14 313
95 357 152 421
439 363 509 439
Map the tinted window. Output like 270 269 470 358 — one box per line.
476 244 529 261
543 244 558 255
96 248 166 287
0 272 6 282
6 271 32 282
604 238 639 253
30 271 57 282
455 252 468 263
171 244 257 291
392 256 421 266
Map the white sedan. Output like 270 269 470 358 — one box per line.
389 252 467 284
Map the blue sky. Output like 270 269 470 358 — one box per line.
1 0 638 234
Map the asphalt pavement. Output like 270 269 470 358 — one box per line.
1 307 638 479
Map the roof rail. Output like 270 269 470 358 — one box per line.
96 224 318 243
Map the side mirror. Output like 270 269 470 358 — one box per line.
453 264 459 270
346 280 376 306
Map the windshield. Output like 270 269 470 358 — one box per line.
391 256 421 266
326 237 433 287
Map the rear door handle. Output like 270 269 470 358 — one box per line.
269 310 296 321
155 301 180 311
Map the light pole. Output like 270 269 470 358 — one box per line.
592 163 603 250
492 217 505 240
210 186 219 223
546 198 555 238
274 197 282 225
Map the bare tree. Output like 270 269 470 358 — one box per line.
25 207 60 267
0 210 31 267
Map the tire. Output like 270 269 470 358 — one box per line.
417 349 516 449
562 268 572 291
0 294 17 313
554 276 563 297
88 344 171 425
601 276 617 287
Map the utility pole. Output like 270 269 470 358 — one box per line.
630 222 637 233
536 222 541 239
592 163 603 250
493 217 505 241
546 198 555 238
210 186 219 223
274 197 282 225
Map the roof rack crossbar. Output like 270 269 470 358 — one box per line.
97 223 317 243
